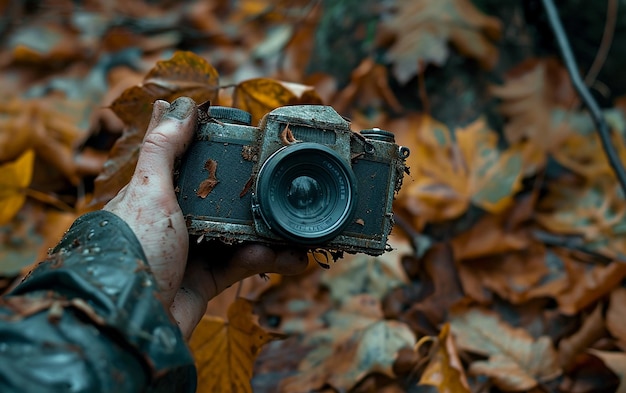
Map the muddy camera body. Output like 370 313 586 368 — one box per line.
176 105 410 256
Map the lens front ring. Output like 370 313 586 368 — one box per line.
255 143 358 244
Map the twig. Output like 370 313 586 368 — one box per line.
584 0 618 86
541 0 626 197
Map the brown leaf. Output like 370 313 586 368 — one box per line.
588 350 626 393
558 304 606 370
197 159 219 198
557 257 626 315
279 124 298 145
111 51 219 131
419 324 471 393
232 78 323 125
189 298 285 393
450 307 561 391
332 58 403 114
382 0 502 83
607 288 626 346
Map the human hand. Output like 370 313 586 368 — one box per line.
104 97 308 338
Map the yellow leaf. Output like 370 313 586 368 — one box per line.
233 78 322 125
189 298 285 393
419 323 471 393
0 149 35 225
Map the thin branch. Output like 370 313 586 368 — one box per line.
541 0 626 197
584 0 618 86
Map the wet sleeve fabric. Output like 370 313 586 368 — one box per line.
0 210 196 393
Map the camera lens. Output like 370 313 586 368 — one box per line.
256 143 357 244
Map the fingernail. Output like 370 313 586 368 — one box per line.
165 97 195 120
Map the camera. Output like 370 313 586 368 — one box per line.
175 105 410 256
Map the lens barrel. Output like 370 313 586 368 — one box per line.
255 143 357 244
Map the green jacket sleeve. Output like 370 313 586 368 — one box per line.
0 210 196 393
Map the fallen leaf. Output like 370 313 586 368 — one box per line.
232 78 323 125
279 320 415 393
0 149 34 225
111 51 219 131
396 115 524 228
419 323 471 393
588 350 626 393
607 287 626 346
320 238 411 304
189 298 285 393
382 0 502 83
558 304 605 370
450 307 561 391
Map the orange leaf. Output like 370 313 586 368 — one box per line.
0 149 34 225
396 115 524 227
189 298 285 393
419 324 470 393
233 78 322 125
450 307 561 391
111 51 219 131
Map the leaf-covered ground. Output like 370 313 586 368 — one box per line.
2 0 626 392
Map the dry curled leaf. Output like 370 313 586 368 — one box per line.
197 159 219 198
418 323 470 393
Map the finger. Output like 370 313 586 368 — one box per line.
147 100 170 132
132 96 197 187
171 245 308 336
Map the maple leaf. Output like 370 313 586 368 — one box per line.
450 307 561 391
232 78 323 125
382 0 502 83
189 298 285 393
490 58 577 150
395 115 524 228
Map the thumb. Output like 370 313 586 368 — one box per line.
133 97 197 184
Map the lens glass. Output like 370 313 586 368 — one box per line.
256 143 357 244
287 176 325 217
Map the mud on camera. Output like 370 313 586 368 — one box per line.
175 104 410 257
